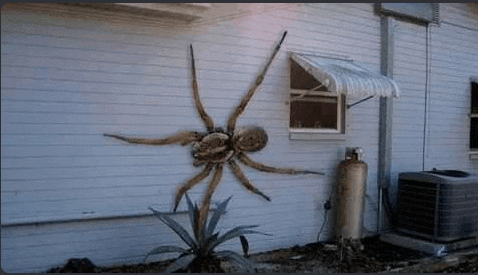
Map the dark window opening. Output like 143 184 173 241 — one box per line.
290 59 328 91
290 96 338 129
471 82 478 114
289 58 343 133
471 81 478 150
471 118 478 149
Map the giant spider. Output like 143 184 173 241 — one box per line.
104 31 323 229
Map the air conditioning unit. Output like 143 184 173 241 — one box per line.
396 170 478 242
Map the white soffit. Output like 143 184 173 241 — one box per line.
290 52 400 98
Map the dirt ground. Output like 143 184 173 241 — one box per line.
46 236 478 273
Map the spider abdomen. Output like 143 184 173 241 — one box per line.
192 132 234 164
233 126 268 152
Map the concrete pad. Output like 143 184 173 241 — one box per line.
380 232 478 257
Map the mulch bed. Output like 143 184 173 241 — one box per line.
45 236 478 273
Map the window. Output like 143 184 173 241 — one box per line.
289 58 345 140
287 52 399 140
470 80 478 152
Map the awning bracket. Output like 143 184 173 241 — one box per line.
290 84 325 102
346 95 374 109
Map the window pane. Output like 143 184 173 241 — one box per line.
290 97 338 129
290 59 327 91
471 117 478 149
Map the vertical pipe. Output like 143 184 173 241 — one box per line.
422 25 430 171
377 16 395 234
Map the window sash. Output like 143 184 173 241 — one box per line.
289 89 343 133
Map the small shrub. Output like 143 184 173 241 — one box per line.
145 194 269 273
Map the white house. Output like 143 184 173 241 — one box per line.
2 3 477 273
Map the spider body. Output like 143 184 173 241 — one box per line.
191 126 268 166
104 31 324 231
191 131 233 165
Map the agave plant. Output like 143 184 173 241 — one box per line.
145 194 269 273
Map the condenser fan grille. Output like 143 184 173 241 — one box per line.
396 171 478 242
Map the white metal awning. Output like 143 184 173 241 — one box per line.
290 52 400 98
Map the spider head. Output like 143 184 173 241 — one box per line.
233 126 268 152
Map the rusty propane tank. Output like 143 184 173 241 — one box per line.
334 147 368 240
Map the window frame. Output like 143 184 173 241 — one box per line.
288 59 346 141
288 93 346 140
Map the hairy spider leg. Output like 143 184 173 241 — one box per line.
173 163 214 211
196 163 224 239
226 31 288 133
190 44 215 133
103 131 203 146
237 152 325 175
227 159 271 201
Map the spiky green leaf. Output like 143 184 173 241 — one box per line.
204 232 220 253
144 245 189 262
215 250 256 273
207 225 270 251
165 253 196 273
184 193 199 241
205 196 232 238
210 229 269 252
239 235 249 257
149 207 197 250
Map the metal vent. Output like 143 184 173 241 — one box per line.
431 3 440 24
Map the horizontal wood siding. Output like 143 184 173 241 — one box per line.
426 3 478 171
389 3 478 205
390 20 427 193
1 3 383 272
3 3 477 273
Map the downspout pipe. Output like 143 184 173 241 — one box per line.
377 16 395 234
422 24 430 171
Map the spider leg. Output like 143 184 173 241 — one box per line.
228 159 271 201
237 152 325 175
196 163 224 235
173 163 214 211
226 31 288 132
190 45 215 132
103 131 203 146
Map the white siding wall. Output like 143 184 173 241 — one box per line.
390 3 478 198
1 4 383 272
2 3 477 273
426 4 478 171
390 20 428 196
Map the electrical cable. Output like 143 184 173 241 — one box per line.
317 199 331 242
317 209 328 242
441 20 478 32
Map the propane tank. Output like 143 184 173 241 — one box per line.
334 147 368 240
